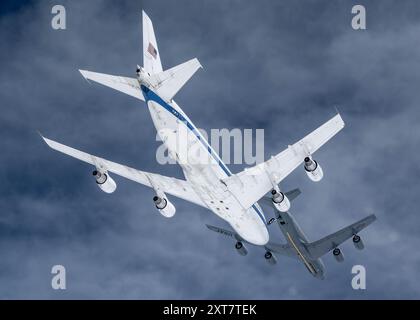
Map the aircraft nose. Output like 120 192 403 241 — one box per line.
250 225 269 246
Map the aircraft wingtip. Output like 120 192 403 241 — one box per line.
333 106 344 122
37 132 55 148
332 109 345 127
79 69 91 84
38 132 51 147
37 130 47 140
142 10 150 20
205 224 216 231
195 58 203 69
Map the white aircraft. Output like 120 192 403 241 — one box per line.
41 11 375 275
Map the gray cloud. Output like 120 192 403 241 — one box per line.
0 0 419 299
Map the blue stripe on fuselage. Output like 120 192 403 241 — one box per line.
141 85 266 224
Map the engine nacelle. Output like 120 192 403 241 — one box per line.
333 248 344 262
93 170 117 194
353 235 364 250
304 157 324 182
264 251 277 265
153 196 176 218
271 190 290 212
235 241 248 256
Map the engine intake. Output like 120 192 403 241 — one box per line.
153 196 167 209
235 241 248 256
264 251 277 265
93 170 116 194
304 157 324 182
153 195 176 218
353 235 364 250
271 190 290 212
333 248 344 262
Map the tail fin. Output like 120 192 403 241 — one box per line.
142 10 163 74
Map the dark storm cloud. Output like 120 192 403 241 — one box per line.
1 0 420 299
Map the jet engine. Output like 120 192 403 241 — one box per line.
235 241 248 256
93 170 117 194
304 157 324 182
271 189 290 212
333 248 344 262
153 195 176 218
352 235 364 250
264 251 277 265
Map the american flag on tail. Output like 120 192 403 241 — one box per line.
147 42 158 59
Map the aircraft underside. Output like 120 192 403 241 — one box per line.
147 98 269 245
40 10 376 279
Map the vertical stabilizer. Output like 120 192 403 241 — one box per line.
142 10 163 74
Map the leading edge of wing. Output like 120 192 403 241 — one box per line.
40 134 205 208
305 214 377 260
79 69 145 101
222 113 345 210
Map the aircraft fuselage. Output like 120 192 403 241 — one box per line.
141 85 269 246
272 209 326 279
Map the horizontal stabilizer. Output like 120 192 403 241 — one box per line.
305 214 377 260
79 70 144 101
206 225 241 241
150 58 202 102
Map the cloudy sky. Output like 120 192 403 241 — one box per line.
1 0 420 299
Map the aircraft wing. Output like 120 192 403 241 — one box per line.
264 242 298 259
79 70 145 101
150 58 202 102
305 214 377 260
41 136 205 208
222 114 345 209
206 224 298 259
